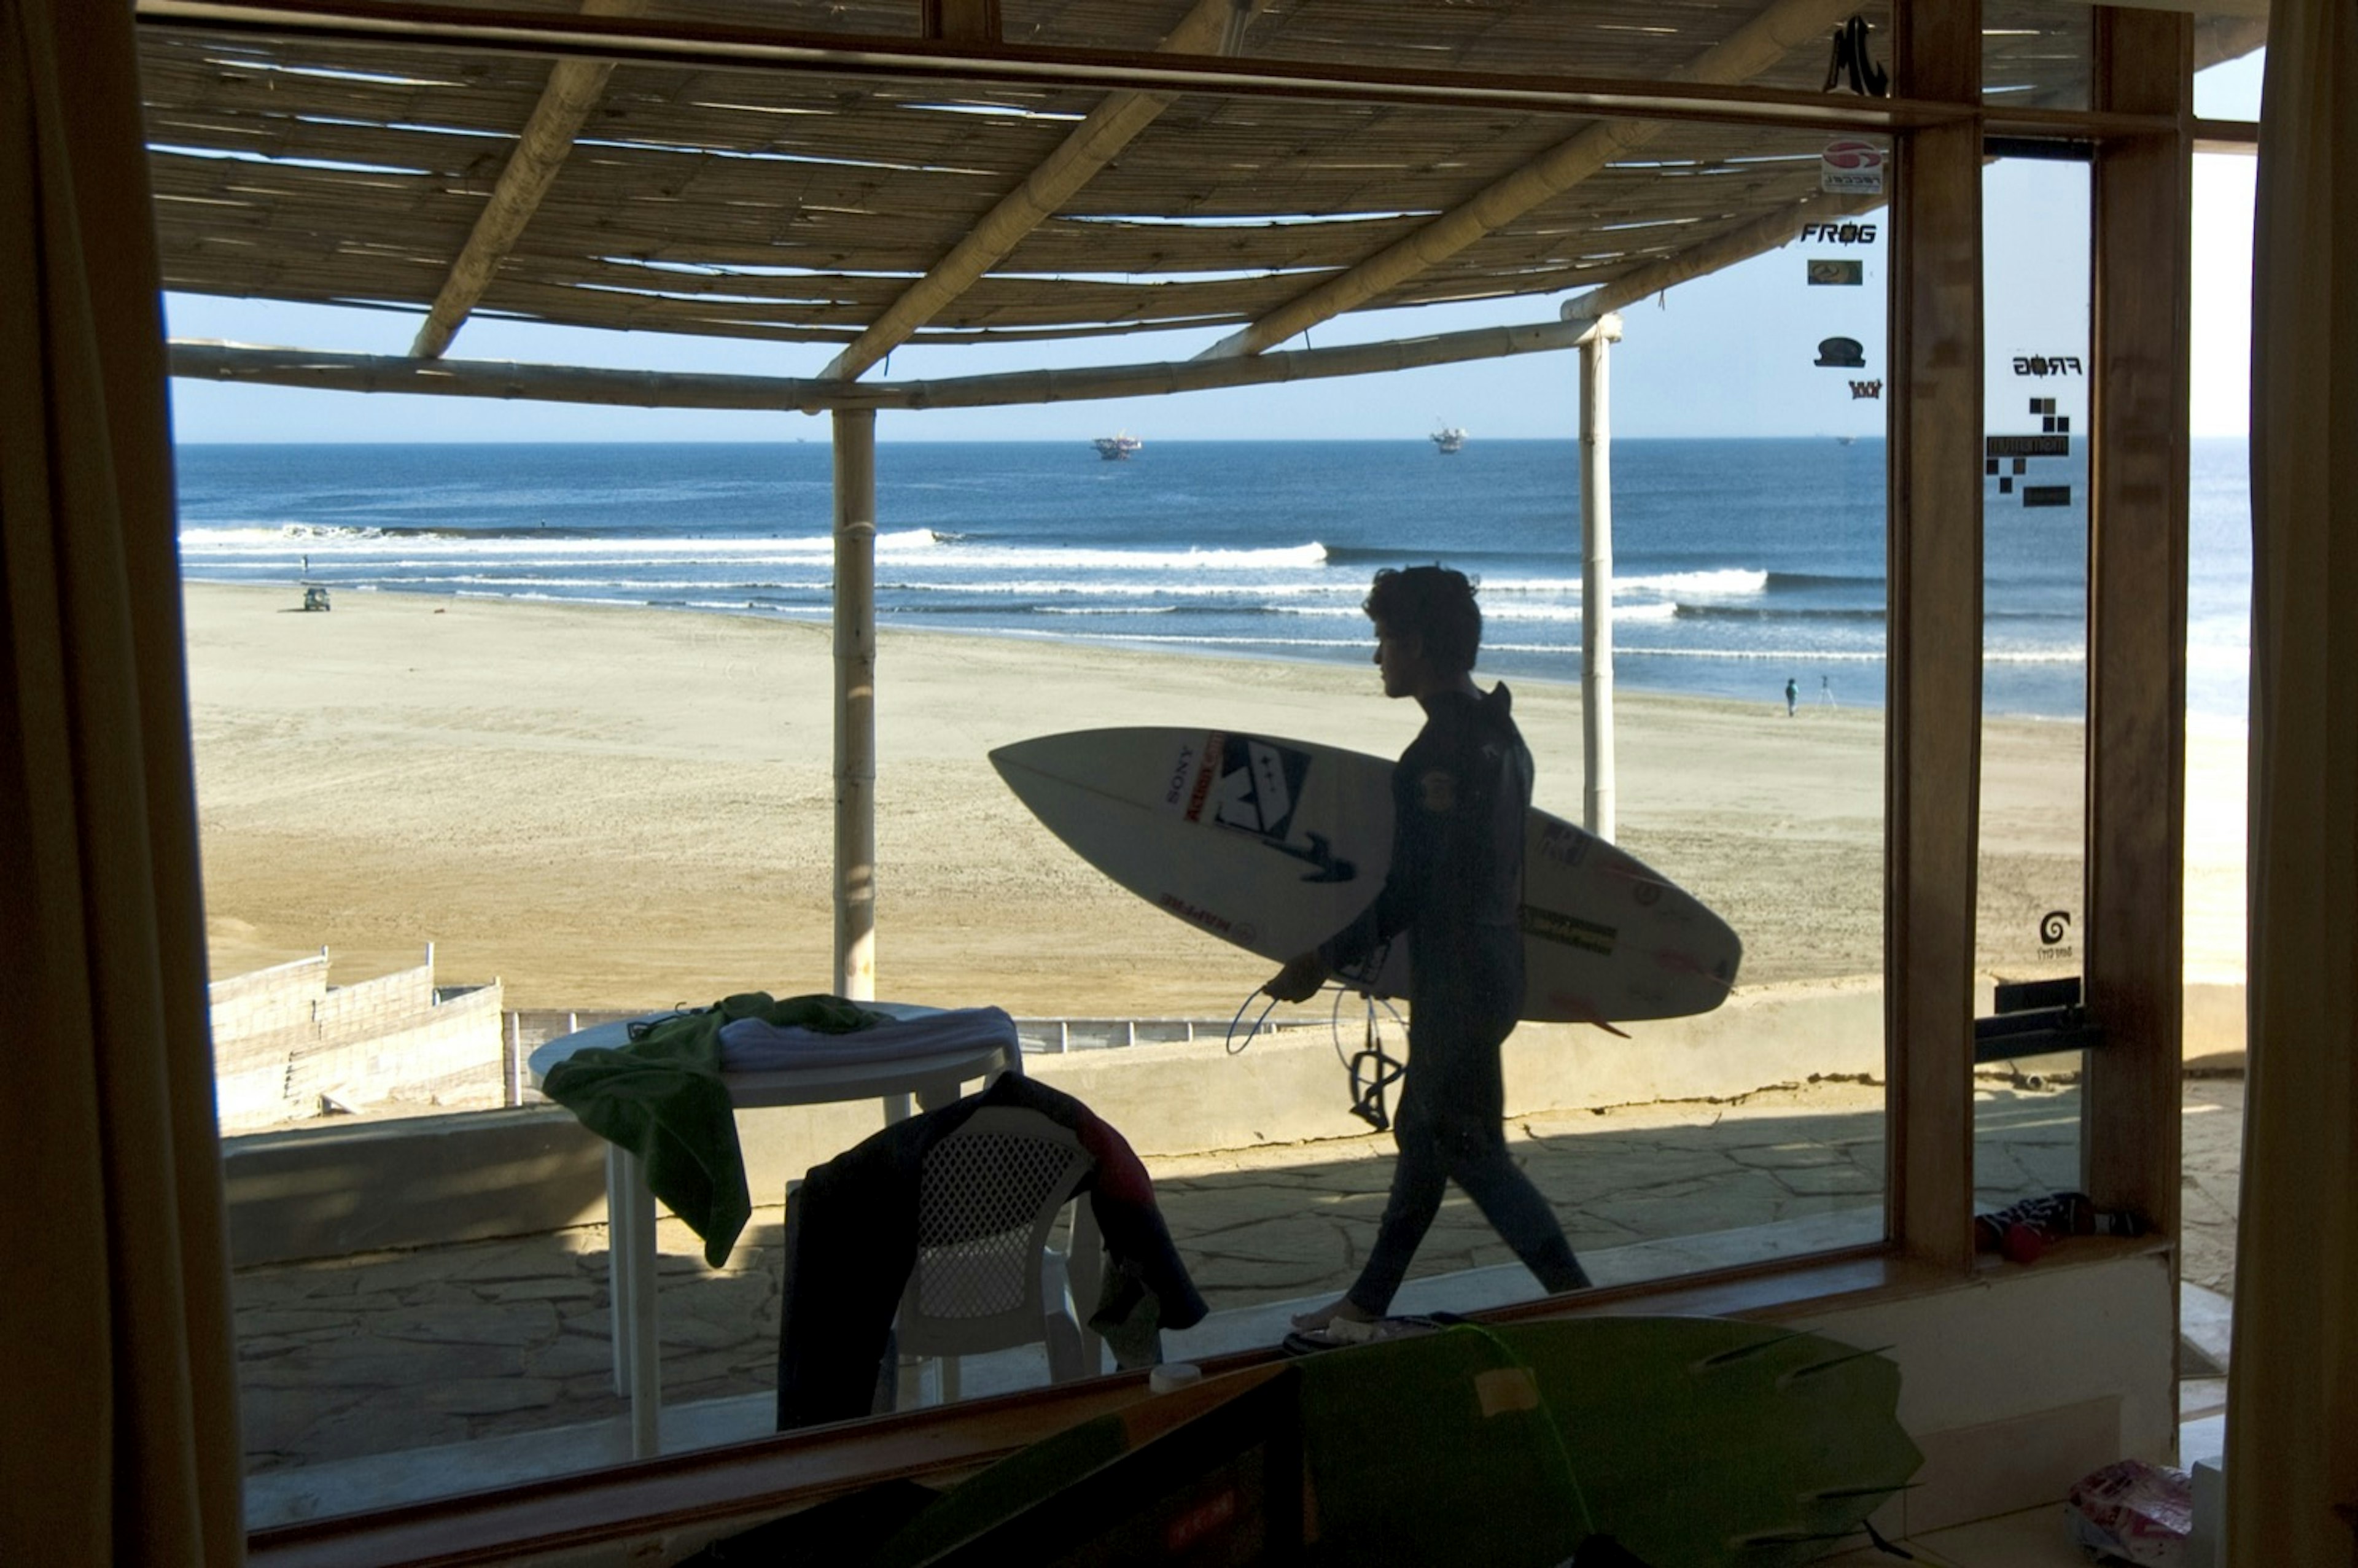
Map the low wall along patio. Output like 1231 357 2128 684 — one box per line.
219 974 2248 1270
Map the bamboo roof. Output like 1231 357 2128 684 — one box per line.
136 1 2257 363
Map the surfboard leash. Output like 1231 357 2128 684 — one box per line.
1224 987 1282 1055
1229 978 1406 1131
1337 988 1407 1132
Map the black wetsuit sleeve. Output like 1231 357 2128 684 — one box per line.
1314 689 1531 999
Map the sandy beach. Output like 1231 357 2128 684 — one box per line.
182 583 2240 1014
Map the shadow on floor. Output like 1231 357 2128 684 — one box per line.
232 1081 2091 1478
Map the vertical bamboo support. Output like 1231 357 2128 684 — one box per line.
1578 314 1622 840
1886 0 1983 1270
833 409 878 1001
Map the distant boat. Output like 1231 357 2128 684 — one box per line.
1431 424 1467 455
1094 432 1143 461
1835 435 1858 446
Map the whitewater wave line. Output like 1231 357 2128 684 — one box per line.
1605 646 2085 666
316 576 1700 626
183 563 1778 615
181 524 1334 570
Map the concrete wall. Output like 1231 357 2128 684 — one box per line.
1796 1249 2177 1539
224 1109 608 1268
287 983 509 1111
208 950 330 1046
309 963 436 1035
222 980 1900 1267
221 976 2241 1266
211 951 507 1131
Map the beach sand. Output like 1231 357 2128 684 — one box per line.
183 583 2240 1014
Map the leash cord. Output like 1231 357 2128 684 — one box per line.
1224 987 1283 1055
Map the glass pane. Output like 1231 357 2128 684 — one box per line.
156 25 1891 1520
2186 149 2254 1076
2193 30 2267 122
1974 153 2088 1226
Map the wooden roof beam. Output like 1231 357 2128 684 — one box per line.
408 0 645 360
173 314 1589 411
1197 0 1861 360
820 0 1244 382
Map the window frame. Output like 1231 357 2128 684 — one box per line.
120 0 2203 1553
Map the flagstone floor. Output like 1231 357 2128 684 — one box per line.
230 1076 2245 1492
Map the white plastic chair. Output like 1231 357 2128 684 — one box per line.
880 1106 1105 1410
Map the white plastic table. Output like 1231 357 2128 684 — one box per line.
529 1007 1022 1456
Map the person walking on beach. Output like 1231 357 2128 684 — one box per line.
1785 677 1799 717
1264 565 1590 1331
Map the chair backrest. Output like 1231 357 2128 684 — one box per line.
894 1107 1092 1359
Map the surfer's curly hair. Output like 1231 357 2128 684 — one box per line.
1365 565 1482 675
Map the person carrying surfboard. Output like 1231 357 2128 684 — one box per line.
1264 565 1592 1332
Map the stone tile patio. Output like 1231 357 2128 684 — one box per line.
227 1071 2219 1496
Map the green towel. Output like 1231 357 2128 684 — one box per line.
542 992 885 1266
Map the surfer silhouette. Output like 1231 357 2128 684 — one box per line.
1264 565 1591 1331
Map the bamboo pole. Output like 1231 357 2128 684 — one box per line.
820 0 1241 382
171 317 1594 412
410 0 645 360
833 409 878 1003
1578 313 1622 842
1198 0 1860 359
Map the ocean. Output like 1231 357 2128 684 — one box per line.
173 437 2254 721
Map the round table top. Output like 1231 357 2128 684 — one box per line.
527 1003 1019 1110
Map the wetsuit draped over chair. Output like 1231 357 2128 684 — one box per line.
776 1074 1205 1429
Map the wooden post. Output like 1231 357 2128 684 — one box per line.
1886 0 1983 1271
833 409 878 1002
2084 6 2190 1243
1578 313 1622 841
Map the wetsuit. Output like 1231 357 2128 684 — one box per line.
1318 683 1589 1313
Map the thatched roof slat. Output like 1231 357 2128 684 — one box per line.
134 0 2142 351
1202 0 1866 357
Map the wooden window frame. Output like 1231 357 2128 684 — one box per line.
139 0 2198 1557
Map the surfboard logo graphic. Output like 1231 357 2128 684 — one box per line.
1520 904 1618 957
1536 821 1592 868
1182 733 1357 884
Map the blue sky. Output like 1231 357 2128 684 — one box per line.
163 57 2263 444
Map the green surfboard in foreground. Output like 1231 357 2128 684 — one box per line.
871 1316 1923 1567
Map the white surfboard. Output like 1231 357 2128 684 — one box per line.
990 727 1741 1025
